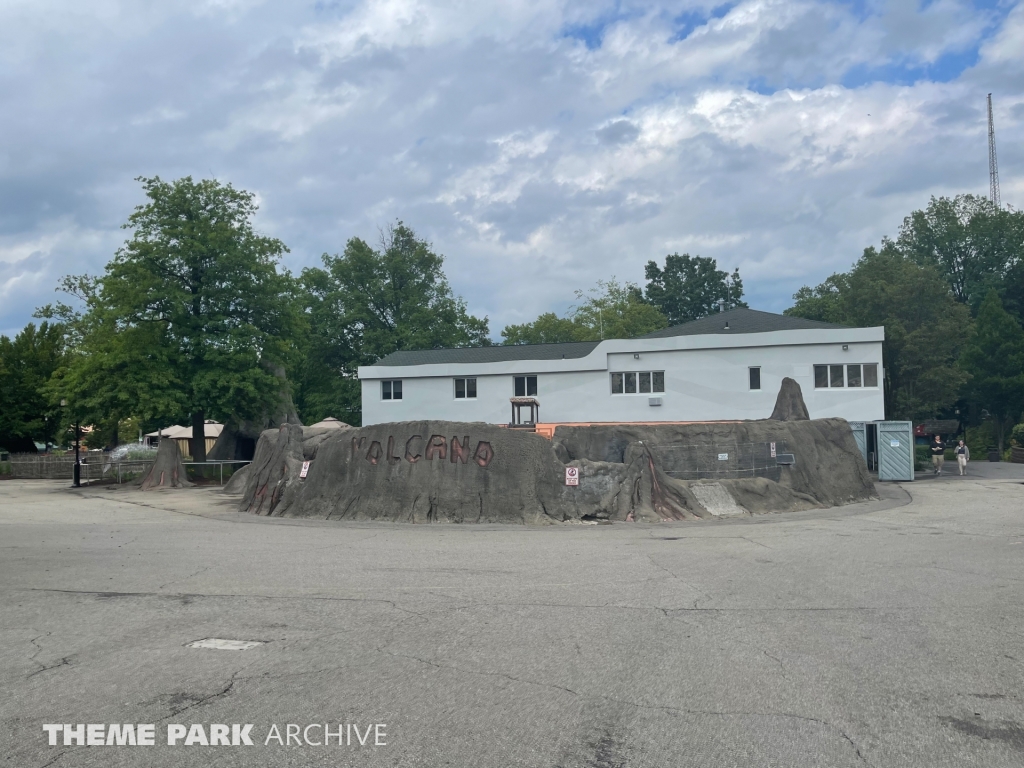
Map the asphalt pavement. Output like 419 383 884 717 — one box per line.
2 464 1023 768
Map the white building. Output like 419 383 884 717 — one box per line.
358 308 885 426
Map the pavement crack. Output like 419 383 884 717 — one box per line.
380 648 583 698
26 656 72 679
35 749 71 768
158 566 211 590
762 649 787 680
26 588 427 616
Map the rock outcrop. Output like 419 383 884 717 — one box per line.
235 413 875 523
138 438 193 490
770 376 811 421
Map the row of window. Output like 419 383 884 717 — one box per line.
610 371 665 394
814 363 878 389
383 375 535 401
382 364 881 400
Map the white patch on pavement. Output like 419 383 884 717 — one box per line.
186 638 265 651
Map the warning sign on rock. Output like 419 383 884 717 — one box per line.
565 467 579 486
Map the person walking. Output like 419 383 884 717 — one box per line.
930 435 946 476
955 440 970 476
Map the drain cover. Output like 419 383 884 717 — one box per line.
187 638 265 651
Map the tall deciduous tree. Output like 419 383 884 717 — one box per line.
44 176 300 461
0 322 65 452
644 253 746 326
501 279 667 345
958 291 1024 453
787 246 971 421
298 222 490 424
894 195 1024 316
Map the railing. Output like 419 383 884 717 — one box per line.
181 460 251 485
3 453 249 485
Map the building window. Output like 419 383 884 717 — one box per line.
749 367 761 390
611 371 665 395
514 375 537 397
814 363 878 388
814 365 829 388
454 377 477 399
381 380 402 400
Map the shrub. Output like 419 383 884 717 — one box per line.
966 423 998 455
1011 423 1024 448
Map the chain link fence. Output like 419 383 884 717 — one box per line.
648 440 791 481
2 453 248 485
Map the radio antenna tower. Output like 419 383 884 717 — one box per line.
988 93 1001 208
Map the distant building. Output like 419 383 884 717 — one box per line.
357 308 885 426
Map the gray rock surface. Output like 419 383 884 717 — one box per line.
770 376 811 420
137 438 192 490
239 414 875 523
220 463 250 495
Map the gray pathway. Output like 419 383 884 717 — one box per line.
1 469 1023 767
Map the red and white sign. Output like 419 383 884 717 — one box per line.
300 461 311 479
770 442 777 458
565 466 580 486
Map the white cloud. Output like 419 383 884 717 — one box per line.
0 0 1022 338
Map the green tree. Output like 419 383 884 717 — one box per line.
787 246 971 420
0 322 66 452
894 195 1024 315
500 313 577 345
958 291 1024 453
644 253 746 325
43 176 300 460
500 279 667 344
298 222 490 424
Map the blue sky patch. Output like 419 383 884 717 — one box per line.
842 46 982 88
670 3 734 42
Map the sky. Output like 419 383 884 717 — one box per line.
1 0 1022 340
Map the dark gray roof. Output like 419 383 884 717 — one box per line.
370 309 850 367
371 340 601 367
639 308 850 339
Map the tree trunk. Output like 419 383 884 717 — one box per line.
191 411 207 463
997 419 1005 455
108 419 119 450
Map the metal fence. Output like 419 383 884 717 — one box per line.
3 453 248 485
648 440 791 481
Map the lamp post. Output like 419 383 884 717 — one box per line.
61 399 80 488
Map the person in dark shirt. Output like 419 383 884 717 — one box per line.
930 435 946 476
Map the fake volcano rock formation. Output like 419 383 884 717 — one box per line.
236 380 876 523
138 438 193 490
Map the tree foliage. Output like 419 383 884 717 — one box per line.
297 222 490 424
0 322 66 452
787 246 971 421
501 280 667 345
894 195 1024 317
644 253 746 325
958 291 1024 453
43 176 300 460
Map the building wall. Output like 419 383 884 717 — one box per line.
360 338 885 425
